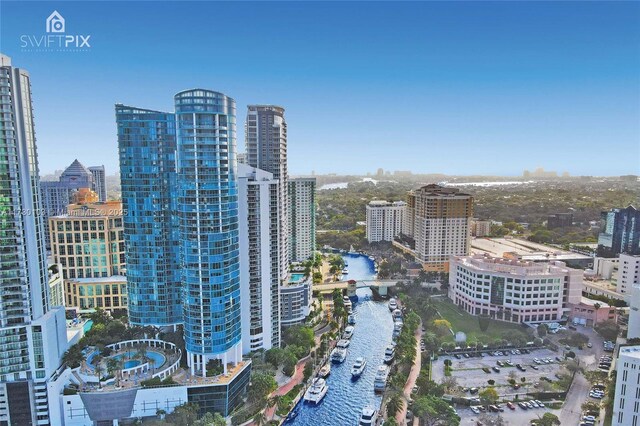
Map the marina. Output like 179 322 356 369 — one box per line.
286 253 394 425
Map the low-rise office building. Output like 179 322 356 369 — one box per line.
64 276 127 315
448 254 582 324
470 219 492 237
280 281 312 327
568 297 617 327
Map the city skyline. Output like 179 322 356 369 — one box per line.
1 2 638 177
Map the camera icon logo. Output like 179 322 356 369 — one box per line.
46 11 65 33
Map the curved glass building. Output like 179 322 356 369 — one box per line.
174 90 242 375
116 105 182 327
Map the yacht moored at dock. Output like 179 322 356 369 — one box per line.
318 363 331 378
388 298 397 311
373 365 389 392
383 345 396 364
304 378 329 404
336 339 350 349
330 347 347 363
348 314 356 324
342 326 355 339
359 406 378 426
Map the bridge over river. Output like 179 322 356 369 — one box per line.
313 280 399 297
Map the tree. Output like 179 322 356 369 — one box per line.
386 394 404 418
582 400 601 413
253 411 267 426
303 360 313 381
595 320 620 341
412 395 460 426
249 372 277 401
479 387 499 405
165 403 200 426
537 323 548 338
383 419 400 426
536 413 561 426
433 319 452 337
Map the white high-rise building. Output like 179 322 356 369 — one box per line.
238 164 281 354
617 253 640 296
613 346 640 425
289 178 316 262
366 200 406 243
0 54 68 426
246 105 289 282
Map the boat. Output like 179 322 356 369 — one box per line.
374 365 389 392
343 296 352 311
351 357 367 378
342 326 355 339
392 309 403 320
359 406 378 426
286 403 301 421
336 339 350 348
318 363 331 378
388 298 398 311
330 347 347 363
368 255 375 261
304 378 328 404
348 314 356 324
383 345 396 364
342 268 349 275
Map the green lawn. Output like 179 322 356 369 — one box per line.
431 299 529 343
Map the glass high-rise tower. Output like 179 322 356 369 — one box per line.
175 90 242 375
116 105 182 327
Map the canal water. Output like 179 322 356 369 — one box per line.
286 254 394 425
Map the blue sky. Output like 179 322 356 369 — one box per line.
2 1 639 176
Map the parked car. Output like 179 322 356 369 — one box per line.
506 402 515 410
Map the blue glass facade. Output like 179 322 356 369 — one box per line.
116 105 182 326
174 90 241 357
597 205 640 258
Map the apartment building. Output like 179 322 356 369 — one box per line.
403 184 473 272
289 177 317 262
366 200 406 243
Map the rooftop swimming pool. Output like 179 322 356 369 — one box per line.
289 273 306 282
112 350 166 369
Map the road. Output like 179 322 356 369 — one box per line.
555 326 605 425
396 320 423 425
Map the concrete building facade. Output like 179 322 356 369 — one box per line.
366 200 406 243
0 54 68 426
245 105 289 282
404 184 473 272
289 177 316 262
448 255 583 324
238 164 281 354
613 346 640 426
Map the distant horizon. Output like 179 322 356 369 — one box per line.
2 2 639 176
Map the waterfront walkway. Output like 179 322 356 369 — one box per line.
396 320 423 425
258 358 308 423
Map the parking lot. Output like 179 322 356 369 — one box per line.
432 348 567 398
456 403 562 425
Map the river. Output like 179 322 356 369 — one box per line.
286 254 394 425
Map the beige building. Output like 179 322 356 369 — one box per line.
49 200 126 313
65 276 127 314
471 219 492 237
402 184 473 272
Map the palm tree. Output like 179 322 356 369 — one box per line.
386 394 404 419
136 344 148 363
253 411 267 426
93 356 104 388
